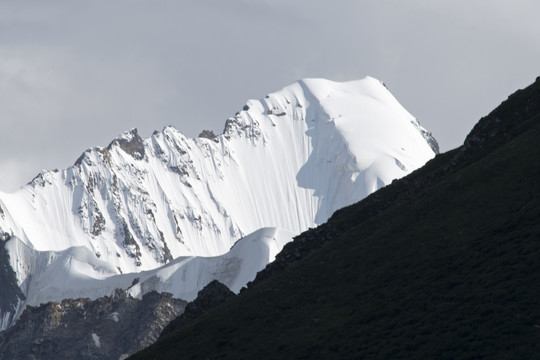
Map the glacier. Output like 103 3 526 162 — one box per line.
0 77 438 329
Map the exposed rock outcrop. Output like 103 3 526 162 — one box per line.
0 235 26 331
0 290 186 360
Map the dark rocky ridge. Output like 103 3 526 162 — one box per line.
74 128 147 167
160 280 235 339
130 76 540 359
419 126 439 154
0 235 26 330
0 290 186 360
198 129 219 142
246 224 341 287
107 128 146 160
464 76 540 153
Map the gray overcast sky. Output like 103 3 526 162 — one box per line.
1 1 539 191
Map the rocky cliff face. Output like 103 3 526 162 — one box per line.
0 235 26 330
0 291 186 360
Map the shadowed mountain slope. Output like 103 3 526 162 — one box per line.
131 77 540 359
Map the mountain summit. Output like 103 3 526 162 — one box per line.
0 77 437 329
132 77 540 359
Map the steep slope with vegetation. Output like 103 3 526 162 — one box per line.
132 77 540 359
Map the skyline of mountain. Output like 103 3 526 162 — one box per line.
0 76 437 330
132 75 540 360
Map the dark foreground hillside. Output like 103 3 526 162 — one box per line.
132 77 540 359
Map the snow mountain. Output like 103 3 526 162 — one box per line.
0 77 438 329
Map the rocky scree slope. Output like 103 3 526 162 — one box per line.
0 290 186 360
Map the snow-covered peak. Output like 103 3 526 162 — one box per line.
1 76 436 265
0 76 437 329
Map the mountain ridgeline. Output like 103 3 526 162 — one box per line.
0 77 437 330
132 78 540 359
